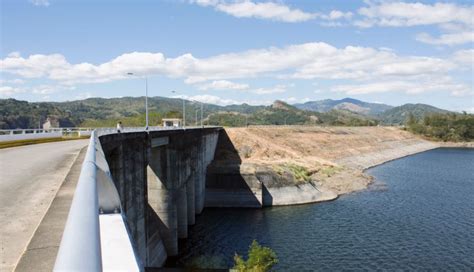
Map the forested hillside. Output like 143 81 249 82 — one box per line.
378 103 450 125
405 112 474 141
0 97 459 129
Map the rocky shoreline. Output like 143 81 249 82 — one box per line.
208 127 473 207
289 140 473 204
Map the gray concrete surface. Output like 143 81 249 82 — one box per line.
99 128 220 268
0 140 88 272
15 147 86 272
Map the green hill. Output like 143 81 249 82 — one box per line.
0 97 455 129
378 103 450 125
208 100 378 127
0 99 77 129
0 97 260 129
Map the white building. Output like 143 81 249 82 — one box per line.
162 118 182 127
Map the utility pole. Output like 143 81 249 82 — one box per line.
145 77 148 130
183 99 186 128
171 91 186 128
195 109 198 126
200 102 203 128
127 72 149 130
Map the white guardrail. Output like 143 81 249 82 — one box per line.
0 127 94 142
53 130 140 272
53 126 212 271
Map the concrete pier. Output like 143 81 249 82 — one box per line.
99 128 220 268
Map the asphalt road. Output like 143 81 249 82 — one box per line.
0 140 88 272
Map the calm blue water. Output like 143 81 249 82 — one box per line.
176 148 474 271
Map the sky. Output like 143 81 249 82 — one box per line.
0 0 473 112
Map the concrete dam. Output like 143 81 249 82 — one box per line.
52 127 326 271
97 128 219 268
90 127 272 270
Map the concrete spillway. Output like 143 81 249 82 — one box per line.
100 128 219 268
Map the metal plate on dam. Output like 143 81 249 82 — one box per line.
152 137 169 147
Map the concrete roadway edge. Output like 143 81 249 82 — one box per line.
14 146 87 272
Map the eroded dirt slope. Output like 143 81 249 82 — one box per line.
223 126 436 194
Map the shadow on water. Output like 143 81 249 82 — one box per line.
158 129 265 269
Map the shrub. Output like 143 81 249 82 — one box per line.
233 240 278 272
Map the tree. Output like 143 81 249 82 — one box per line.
233 240 278 272
406 112 416 126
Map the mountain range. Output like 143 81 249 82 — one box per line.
294 97 393 116
0 97 456 129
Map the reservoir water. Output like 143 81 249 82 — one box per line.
176 148 474 270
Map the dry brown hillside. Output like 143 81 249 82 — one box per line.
223 126 437 194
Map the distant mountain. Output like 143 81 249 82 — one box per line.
208 100 379 127
0 97 259 129
294 98 393 116
378 103 450 125
0 97 452 129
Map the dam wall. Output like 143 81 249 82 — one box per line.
97 127 332 269
204 129 336 208
99 128 219 268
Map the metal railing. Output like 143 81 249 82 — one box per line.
54 126 219 271
53 130 139 271
0 127 94 142
0 127 94 135
54 131 102 271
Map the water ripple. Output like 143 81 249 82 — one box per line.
176 148 474 271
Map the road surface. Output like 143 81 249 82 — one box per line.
0 140 88 272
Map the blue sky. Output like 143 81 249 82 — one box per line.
0 0 473 111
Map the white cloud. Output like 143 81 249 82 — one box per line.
0 83 76 97
172 94 240 105
172 94 272 106
251 84 287 94
416 31 474 46
283 97 311 103
1 42 469 99
75 92 93 100
331 78 472 97
31 84 75 95
192 0 316 22
0 86 25 96
196 80 286 95
8 52 21 58
321 10 353 20
0 78 25 85
355 1 474 45
1 42 456 85
191 1 353 24
452 49 474 66
198 80 249 90
1 53 70 78
356 2 473 27
29 0 50 7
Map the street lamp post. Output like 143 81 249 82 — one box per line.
195 109 199 126
127 72 149 130
200 102 203 128
190 99 204 128
172 91 186 128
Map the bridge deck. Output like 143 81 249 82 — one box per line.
0 140 88 271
